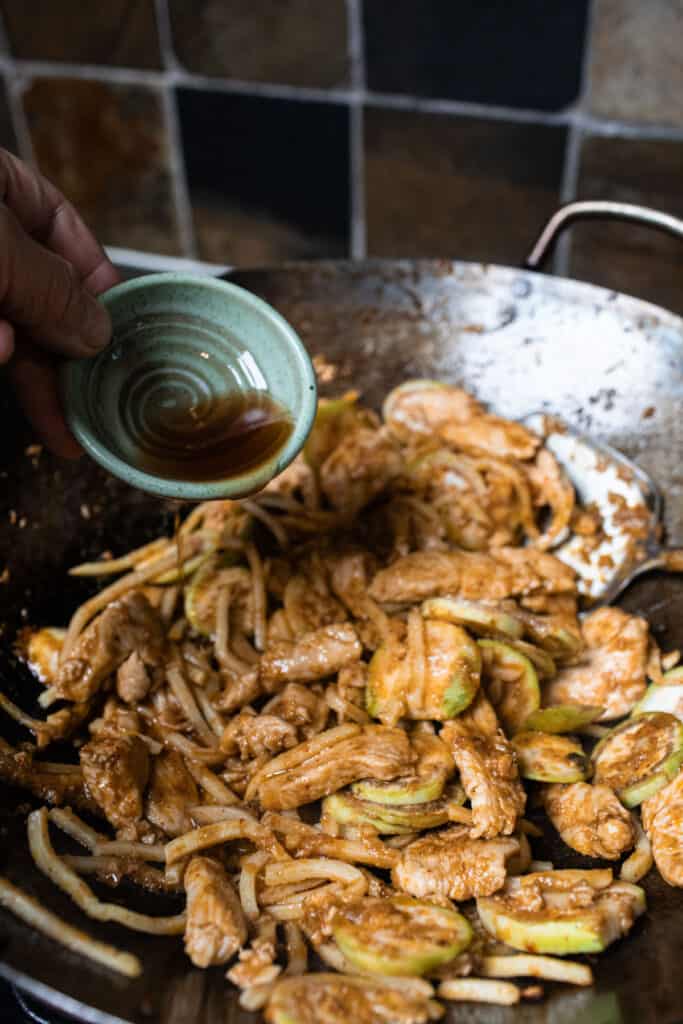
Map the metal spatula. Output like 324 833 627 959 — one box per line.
523 413 683 604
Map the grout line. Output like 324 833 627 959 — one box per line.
346 0 366 91
155 3 197 257
106 245 228 275
0 53 682 143
171 70 357 105
153 0 181 71
554 0 598 277
160 85 198 259
346 0 366 258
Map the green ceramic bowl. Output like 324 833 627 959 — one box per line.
61 273 317 500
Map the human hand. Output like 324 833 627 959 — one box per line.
0 148 119 457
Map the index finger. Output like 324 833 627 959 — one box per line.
0 149 119 296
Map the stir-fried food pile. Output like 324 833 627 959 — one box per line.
1 380 682 1022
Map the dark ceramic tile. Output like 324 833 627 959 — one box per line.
568 135 683 316
363 0 589 111
588 0 683 128
1 0 161 68
364 106 566 263
169 0 348 88
22 79 180 254
177 88 350 265
0 79 17 151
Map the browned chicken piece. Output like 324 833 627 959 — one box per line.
327 550 379 618
392 825 520 900
440 414 540 461
319 426 403 516
116 651 151 704
220 708 298 760
260 623 362 693
384 383 483 441
227 920 279 988
0 742 99 815
283 573 346 636
545 607 649 720
262 683 329 739
55 592 165 703
33 699 96 749
299 882 367 946
90 698 144 739
441 693 525 839
642 770 683 887
266 608 294 645
219 668 261 714
525 447 575 549
80 733 150 829
337 662 369 707
246 724 414 810
368 547 575 605
145 750 199 838
542 783 636 860
184 856 247 967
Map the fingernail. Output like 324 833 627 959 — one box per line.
83 296 112 352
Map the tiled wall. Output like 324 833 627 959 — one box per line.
0 0 681 312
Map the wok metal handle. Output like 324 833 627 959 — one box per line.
525 200 683 269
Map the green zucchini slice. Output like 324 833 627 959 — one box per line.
366 620 480 725
477 871 645 956
323 785 465 834
265 973 438 1024
421 597 524 642
510 640 557 680
592 711 683 807
332 895 472 976
353 730 454 805
478 640 540 736
631 671 683 722
524 704 604 734
512 731 590 783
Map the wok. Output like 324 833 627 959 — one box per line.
0 201 682 1024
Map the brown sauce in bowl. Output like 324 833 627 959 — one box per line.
135 389 293 482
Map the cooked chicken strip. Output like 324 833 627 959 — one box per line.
384 382 483 441
440 414 540 461
642 771 683 887
80 733 150 830
260 623 362 692
542 783 636 860
283 573 346 636
320 426 402 515
184 856 247 967
368 548 575 605
392 825 520 900
441 693 525 839
55 592 165 703
545 607 649 720
246 724 414 810
116 651 151 704
220 708 298 760
0 744 98 815
145 750 199 838
262 683 329 739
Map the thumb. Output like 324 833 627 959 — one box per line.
0 202 112 358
